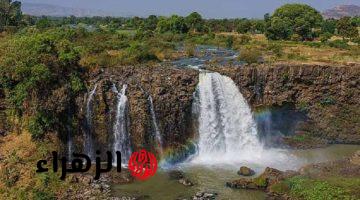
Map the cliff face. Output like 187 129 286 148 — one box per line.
214 64 360 145
75 66 199 156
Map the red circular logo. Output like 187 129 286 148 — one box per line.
128 149 158 181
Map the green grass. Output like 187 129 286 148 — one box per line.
284 176 358 200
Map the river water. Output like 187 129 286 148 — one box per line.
112 145 360 200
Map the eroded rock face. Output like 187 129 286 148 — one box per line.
75 66 199 158
213 64 360 145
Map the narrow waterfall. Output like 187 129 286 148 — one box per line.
66 122 73 160
84 84 98 159
192 72 263 163
148 95 163 156
112 84 132 166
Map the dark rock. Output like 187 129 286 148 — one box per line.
192 191 218 200
227 167 299 191
212 64 360 146
237 166 255 176
168 170 185 180
178 178 194 186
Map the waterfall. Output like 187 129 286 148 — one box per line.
112 84 132 166
148 95 163 156
84 84 98 159
192 72 263 164
66 120 73 160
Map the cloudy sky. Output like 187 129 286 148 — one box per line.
20 0 360 18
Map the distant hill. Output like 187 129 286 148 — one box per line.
322 5 360 19
22 3 111 17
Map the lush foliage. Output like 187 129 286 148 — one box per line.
0 28 85 138
337 17 358 39
0 0 22 31
265 4 323 40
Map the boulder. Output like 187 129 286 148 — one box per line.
192 191 218 200
350 150 360 165
237 166 255 176
168 170 185 180
179 178 194 186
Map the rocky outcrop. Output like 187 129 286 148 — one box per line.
75 66 199 158
227 151 360 199
227 167 299 190
213 64 360 145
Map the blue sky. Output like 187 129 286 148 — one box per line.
20 0 360 18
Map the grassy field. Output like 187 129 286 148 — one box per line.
216 33 359 65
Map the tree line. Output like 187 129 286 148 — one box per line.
1 1 359 42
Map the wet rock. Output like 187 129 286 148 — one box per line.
237 166 255 176
168 170 185 180
110 169 135 184
178 178 194 186
212 64 360 146
227 167 299 191
192 191 218 200
350 150 360 165
168 170 194 186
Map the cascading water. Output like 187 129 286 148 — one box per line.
66 121 73 160
148 95 163 156
112 84 132 166
84 84 98 159
192 72 264 164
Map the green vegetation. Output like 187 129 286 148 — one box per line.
0 2 358 140
265 4 323 40
0 0 22 31
285 176 358 200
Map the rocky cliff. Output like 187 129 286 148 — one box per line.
213 64 360 146
74 66 199 158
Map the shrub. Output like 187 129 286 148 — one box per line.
267 43 283 57
320 97 336 106
291 34 302 41
225 36 234 48
319 33 332 43
28 112 55 139
238 46 262 64
184 42 196 57
32 190 56 200
238 34 252 45
328 39 349 49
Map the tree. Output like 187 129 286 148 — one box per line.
185 12 203 32
0 0 22 30
156 15 189 34
236 19 252 34
142 15 158 31
265 4 323 40
337 17 358 40
265 17 293 40
322 19 337 34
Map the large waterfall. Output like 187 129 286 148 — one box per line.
84 84 98 159
112 84 132 166
148 95 163 156
192 72 263 164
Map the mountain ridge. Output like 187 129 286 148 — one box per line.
322 4 360 19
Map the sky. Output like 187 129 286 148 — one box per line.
20 0 360 18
